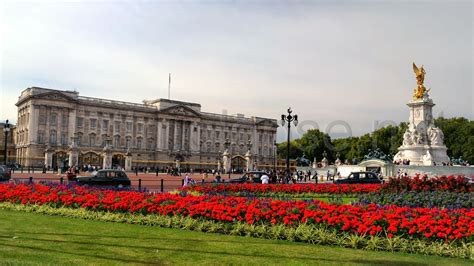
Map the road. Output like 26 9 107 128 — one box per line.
9 171 244 192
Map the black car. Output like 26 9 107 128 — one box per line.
228 171 269 183
75 169 131 187
0 165 11 182
333 171 383 184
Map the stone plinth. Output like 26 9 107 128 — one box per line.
394 96 449 166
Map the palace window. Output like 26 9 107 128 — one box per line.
126 122 132 132
137 137 142 149
77 133 82 146
61 133 67 145
216 131 220 139
114 121 121 133
147 138 154 150
61 114 68 127
39 114 46 125
50 113 57 126
137 123 143 133
76 117 83 128
49 130 57 144
37 131 45 144
102 120 109 131
90 119 97 129
101 134 108 146
114 135 120 147
125 137 131 148
89 133 96 146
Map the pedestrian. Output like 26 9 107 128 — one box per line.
326 170 330 181
183 174 190 187
260 173 270 184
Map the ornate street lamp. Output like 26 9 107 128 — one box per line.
273 139 277 173
3 120 10 165
281 108 298 181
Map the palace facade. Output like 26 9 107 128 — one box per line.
15 87 278 171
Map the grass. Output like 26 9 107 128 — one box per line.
0 209 471 265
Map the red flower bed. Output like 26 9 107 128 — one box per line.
183 183 381 195
382 175 472 193
183 175 472 195
0 183 472 242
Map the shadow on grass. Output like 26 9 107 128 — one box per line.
3 230 297 246
0 234 428 266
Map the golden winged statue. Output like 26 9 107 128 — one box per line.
412 62 429 100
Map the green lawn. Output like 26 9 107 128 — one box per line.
0 209 470 265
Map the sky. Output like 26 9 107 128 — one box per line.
0 0 472 141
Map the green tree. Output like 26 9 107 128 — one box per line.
298 129 334 162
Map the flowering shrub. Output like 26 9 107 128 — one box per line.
382 175 472 193
358 191 474 209
182 183 381 195
0 183 472 243
183 175 472 197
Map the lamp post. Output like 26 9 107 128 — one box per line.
280 108 298 181
273 139 277 173
224 138 231 179
3 120 10 165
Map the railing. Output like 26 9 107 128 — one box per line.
78 96 156 110
7 175 205 193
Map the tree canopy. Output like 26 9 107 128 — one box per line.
277 117 473 164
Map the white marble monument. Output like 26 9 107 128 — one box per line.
394 63 449 166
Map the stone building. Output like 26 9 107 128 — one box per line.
14 87 278 171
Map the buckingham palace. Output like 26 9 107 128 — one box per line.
14 87 278 172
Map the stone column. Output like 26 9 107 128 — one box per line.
125 149 132 171
156 119 162 150
222 149 230 173
181 121 186 151
29 105 39 143
102 139 112 169
68 109 77 140
68 136 79 167
44 146 54 168
190 121 199 152
252 127 258 155
173 120 179 150
245 150 253 172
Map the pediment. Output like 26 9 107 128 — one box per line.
33 91 76 102
256 119 278 127
159 105 201 118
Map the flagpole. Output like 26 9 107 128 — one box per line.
168 73 171 100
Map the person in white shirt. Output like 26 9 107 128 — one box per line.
260 174 270 184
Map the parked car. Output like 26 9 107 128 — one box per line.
228 171 269 184
333 171 383 184
6 163 20 170
0 165 12 182
75 169 131 187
